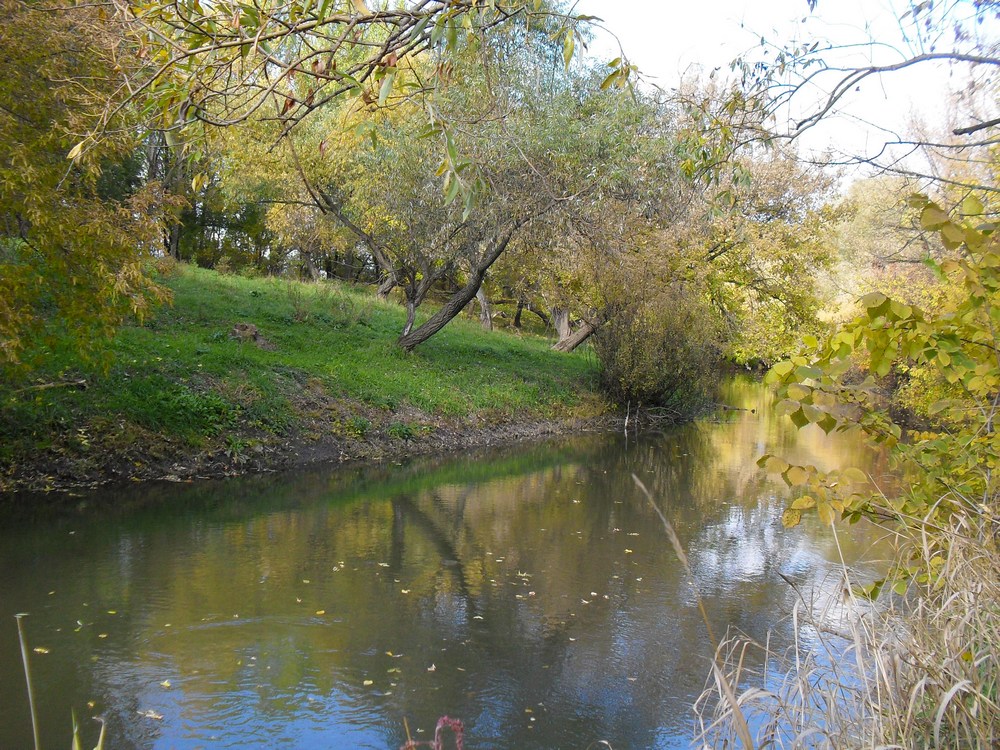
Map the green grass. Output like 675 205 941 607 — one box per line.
0 263 604 481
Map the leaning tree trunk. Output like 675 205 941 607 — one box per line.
476 287 493 331
397 228 521 351
401 299 417 336
552 306 572 342
376 275 397 300
552 320 598 352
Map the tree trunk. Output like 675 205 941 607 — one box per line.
513 300 524 328
402 299 417 336
552 306 572 341
376 275 397 300
552 320 598 352
397 228 521 351
476 287 493 331
304 253 321 281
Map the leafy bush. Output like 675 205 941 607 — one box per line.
592 286 722 415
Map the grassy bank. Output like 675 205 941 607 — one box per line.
0 263 607 492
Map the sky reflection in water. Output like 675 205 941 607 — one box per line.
0 379 892 749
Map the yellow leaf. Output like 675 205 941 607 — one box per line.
790 495 815 510
781 508 802 528
785 466 809 486
351 0 369 13
816 501 835 525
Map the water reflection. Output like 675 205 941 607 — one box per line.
0 378 890 750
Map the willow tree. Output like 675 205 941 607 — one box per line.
0 1 174 373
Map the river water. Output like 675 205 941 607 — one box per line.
0 379 892 749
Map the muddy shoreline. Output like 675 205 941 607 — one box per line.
0 411 620 498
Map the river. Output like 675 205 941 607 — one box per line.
0 379 892 749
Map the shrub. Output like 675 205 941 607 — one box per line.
592 285 721 415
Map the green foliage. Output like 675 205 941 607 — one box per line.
762 195 999 537
0 265 602 485
592 285 722 414
387 422 415 440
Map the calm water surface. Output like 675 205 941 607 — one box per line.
0 379 892 749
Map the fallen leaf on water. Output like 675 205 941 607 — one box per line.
302 579 310 584
33 647 50 654
363 680 374 686
427 664 436 672
137 709 164 720
98 633 108 639
315 610 325 615
107 610 117 615
378 563 389 568
400 589 410 594
160 680 171 688
624 548 633 554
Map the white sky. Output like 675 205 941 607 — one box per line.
573 0 994 174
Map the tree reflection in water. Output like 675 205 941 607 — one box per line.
0 379 890 750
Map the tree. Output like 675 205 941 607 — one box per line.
0 1 174 372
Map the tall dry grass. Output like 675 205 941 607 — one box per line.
692 515 999 749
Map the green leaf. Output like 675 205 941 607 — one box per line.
444 175 461 205
817 413 838 434
377 70 395 106
816 500 835 525
768 360 794 382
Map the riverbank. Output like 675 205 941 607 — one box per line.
0 263 610 494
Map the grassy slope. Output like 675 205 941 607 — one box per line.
1 264 605 490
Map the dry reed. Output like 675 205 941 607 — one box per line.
692 515 999 749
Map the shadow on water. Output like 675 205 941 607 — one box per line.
0 378 893 750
